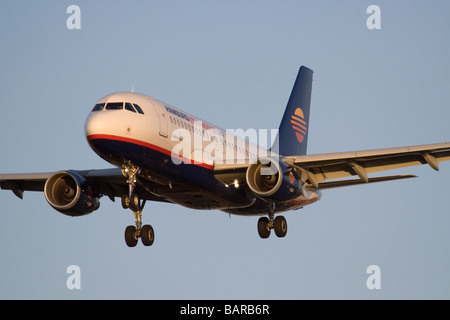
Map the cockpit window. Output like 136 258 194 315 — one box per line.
133 104 145 114
125 102 136 113
92 101 144 114
105 102 124 110
92 103 105 112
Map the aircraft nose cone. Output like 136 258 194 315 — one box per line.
85 112 102 139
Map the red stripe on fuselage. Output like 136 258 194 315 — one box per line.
87 134 214 170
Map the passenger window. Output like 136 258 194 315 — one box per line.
133 104 145 114
105 102 123 110
125 102 136 113
92 103 105 112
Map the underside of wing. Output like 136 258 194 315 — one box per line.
0 172 52 199
288 142 450 188
0 168 171 203
316 174 417 189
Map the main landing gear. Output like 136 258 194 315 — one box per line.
121 166 155 247
257 203 287 239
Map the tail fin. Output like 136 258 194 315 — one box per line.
271 66 313 156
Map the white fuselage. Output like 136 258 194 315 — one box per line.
85 92 320 214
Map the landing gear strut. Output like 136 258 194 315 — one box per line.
122 165 155 247
257 203 287 239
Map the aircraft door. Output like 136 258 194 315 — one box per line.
152 103 168 138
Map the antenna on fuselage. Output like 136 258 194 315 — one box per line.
131 85 134 93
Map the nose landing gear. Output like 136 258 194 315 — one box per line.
122 165 155 247
122 195 154 247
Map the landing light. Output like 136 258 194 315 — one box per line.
233 179 239 188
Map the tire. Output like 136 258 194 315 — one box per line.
257 217 271 239
124 225 138 247
129 192 140 211
121 194 130 209
274 215 287 238
141 224 155 246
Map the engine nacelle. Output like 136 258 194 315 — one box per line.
44 171 100 216
246 158 302 202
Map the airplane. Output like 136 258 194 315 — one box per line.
1 66 450 247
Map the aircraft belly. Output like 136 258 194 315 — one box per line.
223 189 321 216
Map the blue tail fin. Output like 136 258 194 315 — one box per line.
271 66 313 156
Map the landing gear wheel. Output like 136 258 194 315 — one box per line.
129 192 140 211
274 215 287 238
141 224 155 246
121 194 130 209
125 225 138 247
257 217 271 239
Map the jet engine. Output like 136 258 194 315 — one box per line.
245 158 302 202
44 171 100 216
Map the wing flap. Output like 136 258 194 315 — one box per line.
317 174 417 189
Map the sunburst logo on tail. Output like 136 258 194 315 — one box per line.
290 107 307 143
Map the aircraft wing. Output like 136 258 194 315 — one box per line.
214 142 450 189
289 142 450 188
0 168 170 203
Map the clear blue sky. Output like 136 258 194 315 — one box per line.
1 1 449 299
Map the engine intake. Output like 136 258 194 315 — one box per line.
246 158 302 202
44 171 100 216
